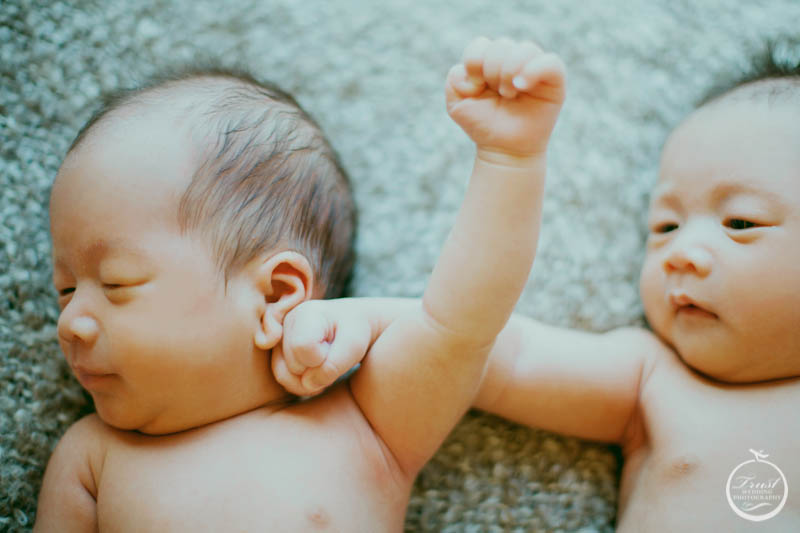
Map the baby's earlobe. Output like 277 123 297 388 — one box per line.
254 329 271 350
255 308 283 350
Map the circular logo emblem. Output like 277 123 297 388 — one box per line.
726 449 788 522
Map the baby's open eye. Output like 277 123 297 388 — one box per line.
651 222 678 234
725 218 759 230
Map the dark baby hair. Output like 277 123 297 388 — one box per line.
67 66 356 299
697 38 800 107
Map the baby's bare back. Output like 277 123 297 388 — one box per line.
618 346 800 531
87 384 409 532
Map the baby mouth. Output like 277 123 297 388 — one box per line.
669 293 717 319
677 304 716 318
73 365 116 390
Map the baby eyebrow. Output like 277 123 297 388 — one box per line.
711 182 789 211
649 191 682 211
52 239 153 274
81 238 152 264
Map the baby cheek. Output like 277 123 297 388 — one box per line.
185 286 220 315
638 259 656 308
159 271 228 324
639 258 668 331
734 271 800 332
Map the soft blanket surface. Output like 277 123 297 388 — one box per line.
2 1 798 531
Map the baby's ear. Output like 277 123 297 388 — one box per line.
249 251 314 350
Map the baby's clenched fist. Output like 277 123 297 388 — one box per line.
272 300 372 396
446 37 566 159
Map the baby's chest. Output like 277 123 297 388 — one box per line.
619 375 799 529
640 373 797 477
95 420 404 532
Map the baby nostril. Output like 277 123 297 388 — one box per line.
70 316 99 341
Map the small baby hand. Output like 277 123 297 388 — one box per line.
446 37 566 158
272 300 372 396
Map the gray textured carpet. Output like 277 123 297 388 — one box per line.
2 1 798 531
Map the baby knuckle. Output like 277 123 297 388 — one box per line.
321 360 342 380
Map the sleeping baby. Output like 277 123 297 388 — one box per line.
34 37 566 531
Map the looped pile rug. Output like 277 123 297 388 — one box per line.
2 1 798 530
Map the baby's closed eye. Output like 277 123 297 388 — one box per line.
100 278 150 303
58 287 76 296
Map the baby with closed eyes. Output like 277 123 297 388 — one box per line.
34 37 565 531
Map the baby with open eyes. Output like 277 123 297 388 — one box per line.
279 43 800 530
34 38 566 531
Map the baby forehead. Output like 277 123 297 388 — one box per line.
673 101 799 140
679 82 800 143
61 80 244 175
57 73 319 210
97 81 237 137
661 101 800 171
53 117 196 218
127 79 310 160
81 76 274 139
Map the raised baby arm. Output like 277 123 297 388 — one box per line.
346 38 566 477
273 40 652 450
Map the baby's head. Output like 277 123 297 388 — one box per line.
49 68 355 433
640 45 800 383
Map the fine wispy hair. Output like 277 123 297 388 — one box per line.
67 65 356 299
697 37 800 107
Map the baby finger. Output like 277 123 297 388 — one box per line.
512 52 566 103
272 344 307 395
499 41 541 98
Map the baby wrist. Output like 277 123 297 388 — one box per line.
475 147 547 169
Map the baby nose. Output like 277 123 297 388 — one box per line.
664 243 712 277
58 309 100 346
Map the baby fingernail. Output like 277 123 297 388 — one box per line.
513 76 527 90
499 87 517 98
459 81 475 93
